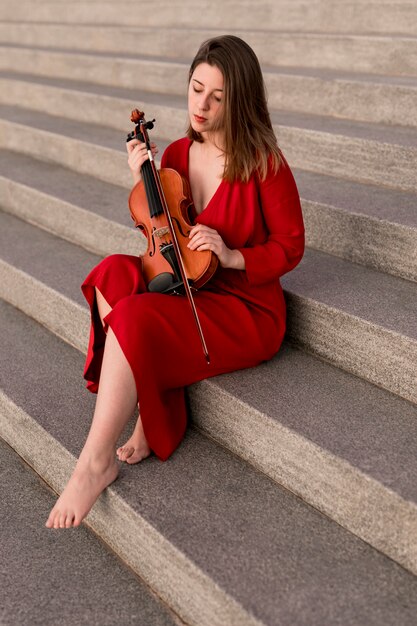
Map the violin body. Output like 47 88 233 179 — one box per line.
129 167 218 293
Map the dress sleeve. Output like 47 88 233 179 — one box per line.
237 159 305 287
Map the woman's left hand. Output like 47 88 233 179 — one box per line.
187 224 245 270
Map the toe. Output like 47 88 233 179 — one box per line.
126 453 141 464
117 446 127 460
65 513 74 528
120 446 134 462
45 514 54 528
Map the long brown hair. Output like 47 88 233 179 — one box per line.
186 35 281 183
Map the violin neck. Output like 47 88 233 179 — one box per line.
141 159 164 220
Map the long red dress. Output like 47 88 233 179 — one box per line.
81 138 305 461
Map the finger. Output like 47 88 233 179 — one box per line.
188 234 220 250
126 138 142 153
193 242 217 253
189 224 217 237
189 229 221 243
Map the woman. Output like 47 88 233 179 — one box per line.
46 35 304 529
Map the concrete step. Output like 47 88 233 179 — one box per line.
0 1 416 35
1 298 417 626
1 48 417 126
1 25 416 76
1 149 416 283
1 210 417 576
1 90 416 193
0 166 416 403
282 248 417 404
294 168 417 282
0 437 182 626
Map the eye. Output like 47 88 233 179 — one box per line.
193 87 203 93
214 96 222 103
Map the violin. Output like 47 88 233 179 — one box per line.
126 109 218 363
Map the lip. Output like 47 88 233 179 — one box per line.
194 114 207 124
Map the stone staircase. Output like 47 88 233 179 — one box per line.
0 1 417 624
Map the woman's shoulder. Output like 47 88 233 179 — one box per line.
256 150 299 198
161 137 192 171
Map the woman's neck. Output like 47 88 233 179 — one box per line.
200 131 225 154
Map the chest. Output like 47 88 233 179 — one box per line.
188 144 225 215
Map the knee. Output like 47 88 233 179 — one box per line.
92 254 145 302
97 254 140 278
111 293 163 335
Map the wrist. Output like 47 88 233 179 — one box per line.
223 248 245 270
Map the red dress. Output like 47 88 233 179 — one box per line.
82 138 304 461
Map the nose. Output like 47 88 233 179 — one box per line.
198 93 210 111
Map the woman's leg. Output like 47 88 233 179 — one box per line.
95 287 150 465
45 327 142 529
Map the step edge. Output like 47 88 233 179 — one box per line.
190 379 417 575
1 231 415 403
3 175 416 283
1 260 417 563
0 391 261 626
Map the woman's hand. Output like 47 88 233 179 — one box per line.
126 139 158 184
187 224 245 270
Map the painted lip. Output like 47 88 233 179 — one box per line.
193 114 207 123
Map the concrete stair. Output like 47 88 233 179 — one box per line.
0 437 181 625
2 299 417 626
0 1 416 624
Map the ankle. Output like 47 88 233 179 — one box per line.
78 447 116 469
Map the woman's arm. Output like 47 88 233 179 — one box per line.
237 161 305 286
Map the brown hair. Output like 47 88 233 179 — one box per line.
186 35 281 183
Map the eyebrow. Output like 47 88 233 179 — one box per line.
192 78 223 92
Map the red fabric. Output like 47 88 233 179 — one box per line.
81 138 304 461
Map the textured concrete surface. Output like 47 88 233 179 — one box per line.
295 168 417 227
0 149 144 257
285 293 417 403
2 205 416 403
0 149 130 222
0 211 99 306
2 79 416 192
281 248 417 401
2 70 416 150
0 102 129 151
0 177 141 258
2 299 417 626
0 439 180 626
1 26 417 76
301 202 417 281
0 1 416 35
1 48 416 126
1 205 416 403
1 147 416 282
1 2 417 623
189 345 417 572
1 285 417 574
285 248 417 337
0 117 132 189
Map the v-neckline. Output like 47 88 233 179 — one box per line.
186 140 225 217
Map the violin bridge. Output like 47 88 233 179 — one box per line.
153 226 170 239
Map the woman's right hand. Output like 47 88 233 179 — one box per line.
126 139 159 184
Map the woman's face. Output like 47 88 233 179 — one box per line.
188 62 224 136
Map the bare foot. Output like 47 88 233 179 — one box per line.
117 416 151 464
45 454 119 529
